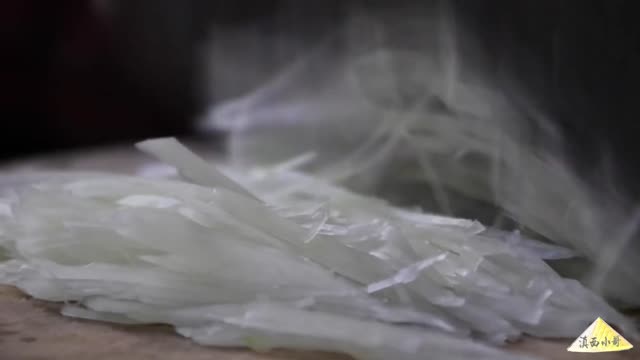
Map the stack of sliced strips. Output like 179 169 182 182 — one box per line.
0 138 636 360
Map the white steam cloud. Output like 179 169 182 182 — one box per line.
201 1 640 307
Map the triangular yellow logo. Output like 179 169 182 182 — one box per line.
567 317 633 352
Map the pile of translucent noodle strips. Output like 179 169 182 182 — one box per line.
0 138 636 360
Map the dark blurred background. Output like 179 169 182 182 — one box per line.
1 0 639 195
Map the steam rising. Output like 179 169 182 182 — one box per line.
203 1 640 307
